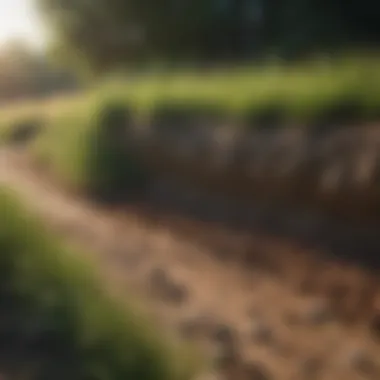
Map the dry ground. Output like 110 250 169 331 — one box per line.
2 147 380 380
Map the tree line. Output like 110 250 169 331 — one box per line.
37 0 380 71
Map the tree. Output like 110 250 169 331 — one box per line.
36 0 380 71
37 0 267 69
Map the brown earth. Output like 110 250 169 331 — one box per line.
131 121 380 224
2 147 380 380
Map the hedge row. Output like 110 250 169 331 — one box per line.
28 90 380 221
4 57 379 143
105 57 380 128
2 58 380 220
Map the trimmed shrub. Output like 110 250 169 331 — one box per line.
33 98 150 203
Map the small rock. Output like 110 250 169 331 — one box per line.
329 284 349 301
211 324 236 346
369 314 380 340
166 282 188 303
298 279 317 295
211 324 240 374
284 312 302 327
148 267 188 304
300 357 324 379
179 314 215 339
213 343 240 372
250 320 274 345
301 301 334 326
241 362 272 380
347 349 377 376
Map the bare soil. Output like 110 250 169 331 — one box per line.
2 147 380 380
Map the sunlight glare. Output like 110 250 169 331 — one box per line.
0 0 45 48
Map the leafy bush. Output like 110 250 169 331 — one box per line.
0 188 197 380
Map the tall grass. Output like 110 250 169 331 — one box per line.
0 187 198 379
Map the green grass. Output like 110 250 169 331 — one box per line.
0 187 199 380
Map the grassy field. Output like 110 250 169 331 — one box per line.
0 188 198 380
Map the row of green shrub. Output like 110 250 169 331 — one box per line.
102 56 380 127
0 188 198 379
26 93 380 224
4 56 379 140
2 57 380 208
1 57 380 144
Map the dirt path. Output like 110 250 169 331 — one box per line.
1 148 380 380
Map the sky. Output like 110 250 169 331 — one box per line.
0 0 46 49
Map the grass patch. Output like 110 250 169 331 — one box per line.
0 187 199 379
